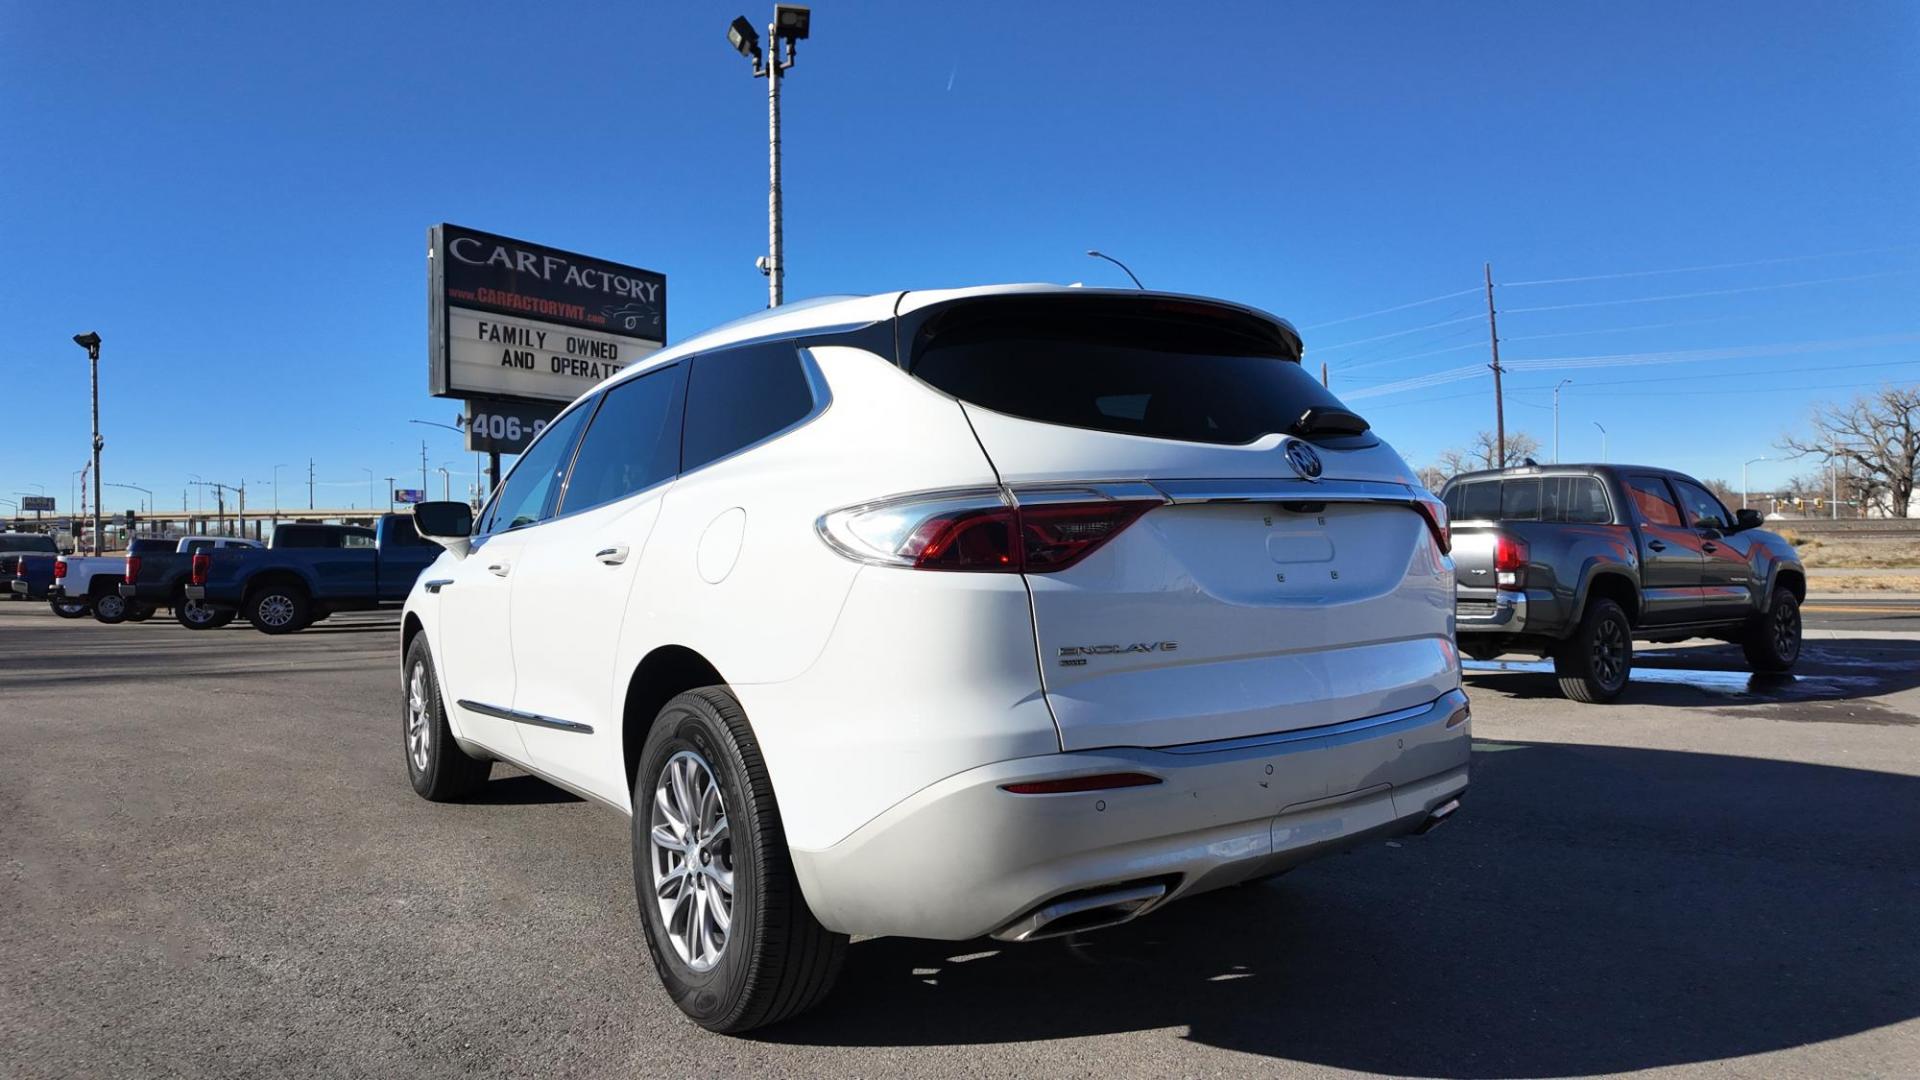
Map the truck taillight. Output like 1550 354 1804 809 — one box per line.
1494 534 1529 590
190 553 210 586
54 558 67 580
124 555 141 585
819 487 1162 573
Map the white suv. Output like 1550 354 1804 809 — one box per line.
402 284 1470 1032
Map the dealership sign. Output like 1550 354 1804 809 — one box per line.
428 224 666 406
464 396 561 456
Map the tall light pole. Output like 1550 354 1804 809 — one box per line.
272 463 288 519
361 467 374 511
436 465 452 502
1593 420 1608 463
1742 456 1768 510
105 482 152 515
1552 379 1572 463
728 6 810 307
1086 250 1144 289
72 332 103 553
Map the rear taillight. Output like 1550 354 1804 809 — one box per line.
124 555 141 585
1414 494 1451 555
1494 534 1529 590
190 552 210 586
54 558 67 580
819 487 1162 573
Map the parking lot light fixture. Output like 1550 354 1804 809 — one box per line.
727 6 809 307
1085 250 1144 290
1742 456 1769 510
72 331 104 554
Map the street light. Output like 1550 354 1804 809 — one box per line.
1742 456 1769 510
1592 420 1608 463
271 463 288 519
72 331 103 554
1085 250 1144 290
105 482 152 514
436 465 453 502
726 5 809 307
1552 379 1572 463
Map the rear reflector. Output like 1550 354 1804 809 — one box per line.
1001 772 1162 795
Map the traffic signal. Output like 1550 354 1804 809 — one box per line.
124 509 135 530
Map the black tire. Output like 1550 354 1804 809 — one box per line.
1742 587 1802 672
91 590 129 624
49 597 90 619
403 634 491 800
632 687 847 1034
245 583 310 635
175 595 233 630
1552 597 1632 703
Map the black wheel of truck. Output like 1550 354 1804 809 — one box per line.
49 597 90 619
91 590 129 624
245 583 310 635
633 687 847 1033
1552 597 1632 704
176 596 232 630
1742 587 1802 673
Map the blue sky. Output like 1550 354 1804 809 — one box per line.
3 1 1917 516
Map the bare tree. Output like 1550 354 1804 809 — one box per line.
1779 385 1920 518
1435 430 1542 478
1414 464 1448 494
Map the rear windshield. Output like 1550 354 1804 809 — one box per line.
127 539 172 554
271 526 373 549
1444 475 1613 524
910 301 1362 446
2 534 58 553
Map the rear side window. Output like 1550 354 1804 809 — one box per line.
560 365 684 513
1626 475 1684 527
184 539 214 553
1449 481 1501 521
681 343 815 471
911 303 1357 446
1545 476 1613 523
1500 479 1543 520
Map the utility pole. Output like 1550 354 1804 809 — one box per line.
385 476 398 513
727 7 809 308
1483 264 1506 468
420 440 429 494
1553 379 1572 464
308 458 315 510
73 333 104 553
1831 440 1841 520
1320 360 1329 388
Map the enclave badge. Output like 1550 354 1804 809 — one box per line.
1284 439 1323 481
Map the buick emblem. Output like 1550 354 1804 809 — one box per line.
1284 440 1324 481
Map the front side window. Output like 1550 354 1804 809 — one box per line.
1626 475 1684 528
560 365 685 514
681 343 815 471
1672 479 1731 531
481 398 595 534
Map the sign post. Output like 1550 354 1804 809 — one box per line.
428 224 666 492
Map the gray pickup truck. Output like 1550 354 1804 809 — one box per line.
1441 464 1805 702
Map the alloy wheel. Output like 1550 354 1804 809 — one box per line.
258 594 295 627
1774 600 1801 659
406 661 432 773
649 750 734 972
1591 616 1628 690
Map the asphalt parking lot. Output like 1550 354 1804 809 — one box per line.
3 602 1917 1079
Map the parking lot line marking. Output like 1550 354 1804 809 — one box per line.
1803 604 1920 614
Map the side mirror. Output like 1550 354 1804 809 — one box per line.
1735 508 1764 532
412 501 473 557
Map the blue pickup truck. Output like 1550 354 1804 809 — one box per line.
184 513 441 634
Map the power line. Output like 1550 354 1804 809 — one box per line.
1297 286 1480 331
1574 377 1920 398
1499 315 1742 344
1503 331 1920 372
1309 311 1482 352
1501 269 1918 314
1504 356 1920 392
1501 243 1920 288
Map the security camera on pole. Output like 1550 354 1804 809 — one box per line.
727 6 810 308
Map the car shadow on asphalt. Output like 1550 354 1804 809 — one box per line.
1463 638 1920 716
467 773 584 805
755 741 1920 1078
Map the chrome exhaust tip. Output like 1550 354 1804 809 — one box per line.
1414 797 1462 835
992 882 1169 943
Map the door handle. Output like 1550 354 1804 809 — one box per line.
487 562 511 577
1702 542 1719 553
595 545 630 566
1647 540 1666 552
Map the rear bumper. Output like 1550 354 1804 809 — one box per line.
183 585 205 600
1456 587 1565 634
789 688 1471 941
